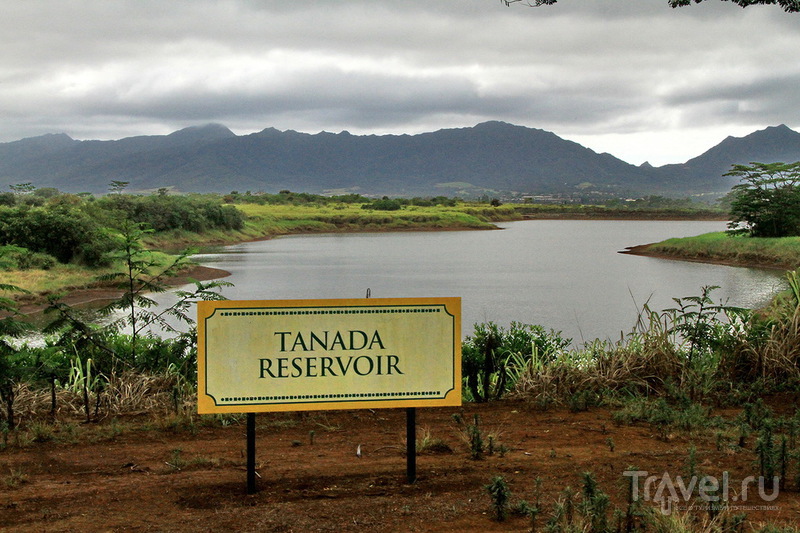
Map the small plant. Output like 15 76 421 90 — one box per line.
485 475 511 521
166 448 186 471
743 398 774 431
755 421 780 489
452 413 485 460
568 390 596 412
606 437 615 452
28 421 55 443
416 427 453 454
579 472 610 532
4 467 28 488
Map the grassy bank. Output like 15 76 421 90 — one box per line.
512 203 726 220
639 231 800 270
141 202 507 249
2 202 507 300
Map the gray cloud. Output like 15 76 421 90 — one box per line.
0 0 797 165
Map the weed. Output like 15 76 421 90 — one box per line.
27 421 55 443
262 415 300 430
311 414 341 432
606 437 615 452
485 476 511 521
4 467 28 488
452 413 485 460
755 421 779 488
568 390 597 412
416 427 452 455
166 448 186 471
743 398 774 431
579 472 610 532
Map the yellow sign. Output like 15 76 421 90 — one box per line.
197 297 461 414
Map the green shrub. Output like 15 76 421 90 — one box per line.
0 245 56 270
0 205 115 266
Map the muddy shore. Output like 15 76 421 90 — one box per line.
620 243 793 272
16 265 231 315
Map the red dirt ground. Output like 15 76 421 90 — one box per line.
2 400 800 532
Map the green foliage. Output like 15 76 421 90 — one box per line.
647 231 800 271
612 397 721 439
0 245 56 270
361 197 403 211
485 476 512 521
462 321 570 402
0 205 115 265
452 413 486 460
578 472 610 532
726 161 800 238
0 258 31 429
96 193 245 233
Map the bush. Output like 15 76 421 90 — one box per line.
0 205 115 266
0 246 56 270
361 198 403 211
462 321 570 402
96 194 245 233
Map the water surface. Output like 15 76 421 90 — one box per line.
178 220 784 344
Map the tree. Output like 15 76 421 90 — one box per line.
9 182 35 195
94 221 231 367
502 0 800 12
726 161 800 238
0 249 31 429
668 0 800 12
109 180 130 195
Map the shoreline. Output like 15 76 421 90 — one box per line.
16 265 232 315
620 243 793 272
14 217 783 313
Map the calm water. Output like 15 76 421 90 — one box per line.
166 220 785 344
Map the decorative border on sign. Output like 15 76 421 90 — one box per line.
219 308 441 317
220 390 442 403
201 301 458 409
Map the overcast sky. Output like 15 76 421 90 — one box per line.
1 1 798 166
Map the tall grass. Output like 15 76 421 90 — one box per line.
237 202 501 234
510 275 800 407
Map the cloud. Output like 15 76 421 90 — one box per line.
0 0 797 165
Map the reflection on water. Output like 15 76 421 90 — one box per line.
140 220 787 344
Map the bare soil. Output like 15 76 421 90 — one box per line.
15 265 232 315
2 400 800 532
620 244 792 272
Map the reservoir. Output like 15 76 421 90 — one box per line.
179 220 785 344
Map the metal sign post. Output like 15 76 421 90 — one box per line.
406 407 417 483
247 413 256 494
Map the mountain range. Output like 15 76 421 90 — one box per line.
1 121 799 198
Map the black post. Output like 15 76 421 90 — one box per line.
406 407 417 483
247 412 257 494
